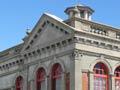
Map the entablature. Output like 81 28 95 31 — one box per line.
73 49 120 61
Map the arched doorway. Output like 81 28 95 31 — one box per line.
93 62 109 90
36 68 46 90
114 66 120 90
51 63 63 90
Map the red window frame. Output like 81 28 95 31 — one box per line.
93 62 109 90
114 66 120 90
51 63 63 90
16 76 23 90
36 68 46 90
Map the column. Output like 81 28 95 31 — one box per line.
89 14 91 21
30 80 34 90
70 58 75 90
74 50 83 90
74 60 82 90
89 72 94 90
84 10 88 20
46 76 48 90
69 11 74 18
47 75 51 90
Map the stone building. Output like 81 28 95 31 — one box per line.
0 4 120 90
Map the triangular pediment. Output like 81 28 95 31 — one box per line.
30 23 68 48
22 13 74 51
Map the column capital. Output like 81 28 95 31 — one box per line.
109 73 115 77
71 50 83 60
82 69 89 73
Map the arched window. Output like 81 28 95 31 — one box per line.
36 68 46 90
93 62 109 90
16 76 23 90
51 63 63 90
114 66 120 90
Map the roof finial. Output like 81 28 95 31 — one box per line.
26 28 31 35
75 0 83 7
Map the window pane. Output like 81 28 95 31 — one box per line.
56 78 61 90
94 77 106 90
115 79 120 90
41 81 46 90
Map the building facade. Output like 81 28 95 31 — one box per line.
0 4 120 90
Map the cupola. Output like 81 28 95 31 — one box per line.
65 4 94 21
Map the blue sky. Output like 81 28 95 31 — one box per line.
0 0 120 51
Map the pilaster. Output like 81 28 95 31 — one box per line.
61 73 65 90
30 80 34 90
111 75 115 90
73 50 83 90
45 76 48 90
89 72 94 90
47 76 51 90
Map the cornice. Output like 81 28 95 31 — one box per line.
74 36 120 53
26 49 74 67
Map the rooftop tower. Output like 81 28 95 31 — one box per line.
65 4 94 21
64 4 94 30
